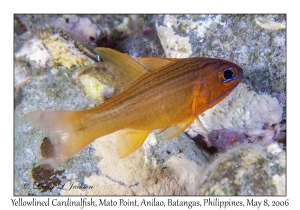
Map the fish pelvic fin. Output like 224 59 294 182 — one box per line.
27 110 93 169
160 116 195 140
115 129 151 158
192 90 209 136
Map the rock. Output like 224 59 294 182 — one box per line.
197 142 286 195
131 154 203 195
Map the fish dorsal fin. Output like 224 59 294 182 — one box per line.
138 57 178 70
160 116 195 140
94 47 148 95
115 129 151 158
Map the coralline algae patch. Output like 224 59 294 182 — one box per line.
15 31 94 69
197 142 286 195
206 129 248 152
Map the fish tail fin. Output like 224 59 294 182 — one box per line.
27 110 93 169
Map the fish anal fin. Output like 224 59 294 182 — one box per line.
138 57 178 70
115 129 151 158
94 47 148 95
161 116 195 140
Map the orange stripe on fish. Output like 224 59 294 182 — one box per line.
27 47 243 169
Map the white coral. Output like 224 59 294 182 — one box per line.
15 38 53 69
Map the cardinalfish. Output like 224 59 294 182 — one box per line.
27 47 243 169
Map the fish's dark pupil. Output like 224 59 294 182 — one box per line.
223 69 233 80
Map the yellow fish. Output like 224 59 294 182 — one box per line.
27 47 243 169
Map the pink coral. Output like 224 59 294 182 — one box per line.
205 129 248 152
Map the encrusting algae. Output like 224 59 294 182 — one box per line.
27 47 243 169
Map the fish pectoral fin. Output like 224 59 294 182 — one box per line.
115 129 151 158
161 116 195 140
94 47 148 95
138 57 178 70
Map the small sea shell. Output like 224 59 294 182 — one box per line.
74 63 115 101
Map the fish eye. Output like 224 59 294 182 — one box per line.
223 69 233 80
220 66 236 83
